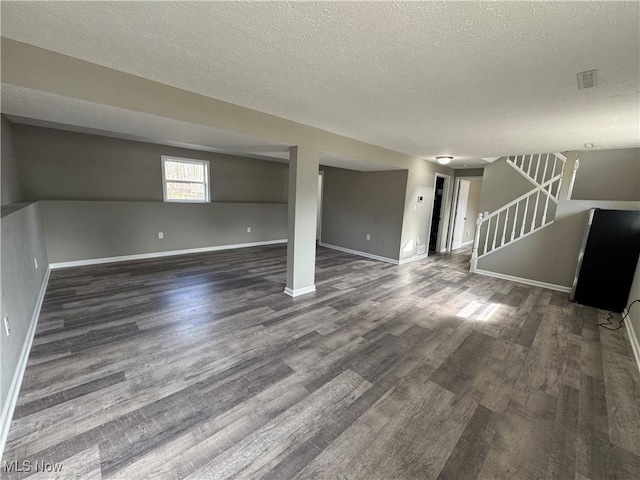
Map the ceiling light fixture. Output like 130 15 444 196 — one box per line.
436 156 453 165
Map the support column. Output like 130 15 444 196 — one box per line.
285 145 320 297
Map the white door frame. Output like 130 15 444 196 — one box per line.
428 173 451 255
317 171 324 241
450 178 471 250
447 176 480 251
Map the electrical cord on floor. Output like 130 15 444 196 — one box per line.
599 299 640 331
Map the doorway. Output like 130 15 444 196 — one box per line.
451 179 471 250
448 176 483 251
429 175 447 253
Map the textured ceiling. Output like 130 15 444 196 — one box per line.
2 1 639 167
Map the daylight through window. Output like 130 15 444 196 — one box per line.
162 156 210 202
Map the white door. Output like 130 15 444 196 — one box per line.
452 179 470 250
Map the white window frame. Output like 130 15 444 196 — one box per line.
161 156 211 203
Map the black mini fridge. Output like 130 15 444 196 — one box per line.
570 209 640 312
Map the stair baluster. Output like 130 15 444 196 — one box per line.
471 152 569 265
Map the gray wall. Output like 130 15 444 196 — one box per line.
1 203 49 432
1 115 22 205
477 157 533 215
477 151 640 288
12 124 288 203
40 201 288 264
398 160 455 260
455 168 484 178
4 40 458 269
321 166 408 261
628 258 640 353
572 148 640 201
7 123 290 264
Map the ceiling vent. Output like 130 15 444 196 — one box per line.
577 69 597 89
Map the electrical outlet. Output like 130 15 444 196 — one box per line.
34 258 38 270
247 227 251 233
366 233 371 241
412 204 417 212
417 245 427 255
3 316 10 337
158 232 164 239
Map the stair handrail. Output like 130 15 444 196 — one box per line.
507 152 567 165
470 213 483 272
480 175 561 223
470 152 568 272
506 153 566 190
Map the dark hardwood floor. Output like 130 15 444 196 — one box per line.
3 245 640 479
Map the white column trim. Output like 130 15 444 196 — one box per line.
284 285 317 297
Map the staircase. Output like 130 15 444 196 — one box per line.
470 153 567 271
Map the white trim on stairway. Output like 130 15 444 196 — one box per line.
624 309 640 374
49 240 288 269
473 268 571 293
506 157 545 189
0 266 51 461
477 221 555 259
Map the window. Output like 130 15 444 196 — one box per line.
162 156 210 203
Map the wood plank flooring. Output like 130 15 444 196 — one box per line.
3 245 640 479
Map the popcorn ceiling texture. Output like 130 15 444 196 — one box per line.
1 1 639 165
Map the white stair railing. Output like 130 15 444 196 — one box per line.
470 152 567 272
506 153 566 195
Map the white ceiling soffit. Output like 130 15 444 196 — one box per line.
1 84 292 162
2 84 397 172
2 1 639 165
320 152 404 172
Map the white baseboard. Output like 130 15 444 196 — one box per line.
398 254 428 265
0 266 51 461
284 285 316 297
624 309 640 374
49 239 288 269
473 268 571 293
319 242 399 265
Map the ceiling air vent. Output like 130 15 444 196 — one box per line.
577 69 597 89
